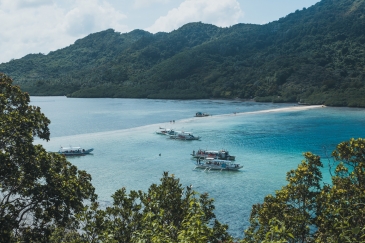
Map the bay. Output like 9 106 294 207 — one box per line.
31 96 365 239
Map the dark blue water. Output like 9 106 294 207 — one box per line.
31 97 365 239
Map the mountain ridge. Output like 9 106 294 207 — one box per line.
1 0 365 106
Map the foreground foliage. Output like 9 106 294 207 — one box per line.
242 138 365 243
0 74 97 242
51 172 232 243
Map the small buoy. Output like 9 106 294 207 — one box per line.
159 153 161 156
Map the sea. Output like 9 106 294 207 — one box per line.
30 96 365 239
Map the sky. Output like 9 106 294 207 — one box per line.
0 0 320 64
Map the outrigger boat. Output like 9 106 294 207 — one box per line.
59 146 94 156
194 158 243 171
156 127 178 136
191 149 235 161
195 112 210 117
169 131 200 140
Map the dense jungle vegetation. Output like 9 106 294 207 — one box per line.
2 72 365 242
1 0 365 107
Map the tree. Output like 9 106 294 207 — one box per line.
315 138 365 242
243 152 323 243
74 172 232 243
131 172 231 243
242 139 365 243
0 73 96 242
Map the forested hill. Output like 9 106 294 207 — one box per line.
1 0 365 106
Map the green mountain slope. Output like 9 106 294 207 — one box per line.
1 0 365 106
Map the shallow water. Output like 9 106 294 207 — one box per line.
31 97 365 239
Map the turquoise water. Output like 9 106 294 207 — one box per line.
31 97 365 239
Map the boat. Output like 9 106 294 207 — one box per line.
191 149 235 161
58 146 94 156
195 112 210 117
169 131 200 140
156 127 178 136
194 158 243 171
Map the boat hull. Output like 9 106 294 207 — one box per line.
194 158 243 171
59 148 94 156
195 165 243 171
170 136 200 140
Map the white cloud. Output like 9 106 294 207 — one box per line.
0 1 65 62
15 0 52 9
146 0 243 33
0 0 52 10
62 0 128 37
0 0 128 63
133 0 170 9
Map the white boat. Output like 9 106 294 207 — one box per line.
58 146 94 156
191 149 235 161
194 158 243 171
169 131 200 140
155 127 178 136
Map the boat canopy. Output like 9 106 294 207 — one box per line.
205 158 233 163
204 150 220 153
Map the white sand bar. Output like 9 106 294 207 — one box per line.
174 104 325 124
44 105 325 140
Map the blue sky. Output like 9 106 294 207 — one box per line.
0 0 320 64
